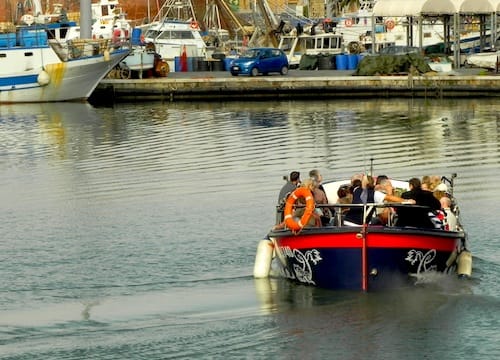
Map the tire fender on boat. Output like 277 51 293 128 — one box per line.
284 187 315 231
37 70 50 86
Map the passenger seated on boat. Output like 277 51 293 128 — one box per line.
421 175 441 191
272 180 321 230
344 175 412 226
440 196 458 231
309 169 332 225
344 175 375 225
278 171 301 204
336 185 352 210
432 182 448 201
397 177 442 228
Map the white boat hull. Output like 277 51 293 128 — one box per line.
465 51 500 70
0 46 128 103
121 49 155 72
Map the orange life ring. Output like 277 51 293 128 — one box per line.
385 19 395 30
190 21 199 29
284 187 315 231
345 19 353 27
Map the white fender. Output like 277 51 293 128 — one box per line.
457 250 472 278
104 49 110 61
253 239 274 278
37 70 50 86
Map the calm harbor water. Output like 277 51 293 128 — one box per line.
0 99 499 359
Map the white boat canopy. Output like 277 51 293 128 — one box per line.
372 0 500 67
373 0 500 16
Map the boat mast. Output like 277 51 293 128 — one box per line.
80 0 92 38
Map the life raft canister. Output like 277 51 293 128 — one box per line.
284 187 315 232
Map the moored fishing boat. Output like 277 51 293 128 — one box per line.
140 0 208 72
254 174 471 291
0 22 129 103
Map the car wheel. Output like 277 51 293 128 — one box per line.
250 67 259 77
231 72 238 76
280 66 289 75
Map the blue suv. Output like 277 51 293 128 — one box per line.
230 48 289 77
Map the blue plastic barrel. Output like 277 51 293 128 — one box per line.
187 57 195 72
174 57 181 72
336 55 348 70
347 54 358 70
131 28 142 46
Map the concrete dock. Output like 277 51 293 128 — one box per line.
91 69 500 102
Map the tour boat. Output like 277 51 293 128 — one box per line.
254 174 471 291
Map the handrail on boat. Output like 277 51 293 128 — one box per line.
276 202 460 230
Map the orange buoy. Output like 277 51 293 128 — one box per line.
284 187 315 232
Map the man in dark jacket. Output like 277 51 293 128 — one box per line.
397 177 441 228
278 171 300 204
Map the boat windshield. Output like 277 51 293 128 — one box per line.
158 30 196 40
146 30 196 40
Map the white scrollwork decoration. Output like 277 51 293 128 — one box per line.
279 246 322 285
405 249 437 274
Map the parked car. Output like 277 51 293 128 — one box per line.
230 48 289 76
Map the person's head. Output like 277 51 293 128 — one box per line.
440 196 452 209
351 178 361 192
337 184 350 198
290 171 300 183
301 178 315 191
309 169 323 184
378 178 393 194
409 177 422 190
351 173 363 184
433 183 448 200
376 175 388 185
428 175 441 191
421 175 431 189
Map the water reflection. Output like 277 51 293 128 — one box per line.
0 103 103 161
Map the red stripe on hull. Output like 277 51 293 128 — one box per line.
276 230 459 252
278 232 361 249
367 232 458 251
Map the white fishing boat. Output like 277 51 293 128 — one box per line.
278 30 344 69
141 0 208 72
0 16 128 103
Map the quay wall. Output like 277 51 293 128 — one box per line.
92 73 500 103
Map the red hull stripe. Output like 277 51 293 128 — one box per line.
277 232 458 252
